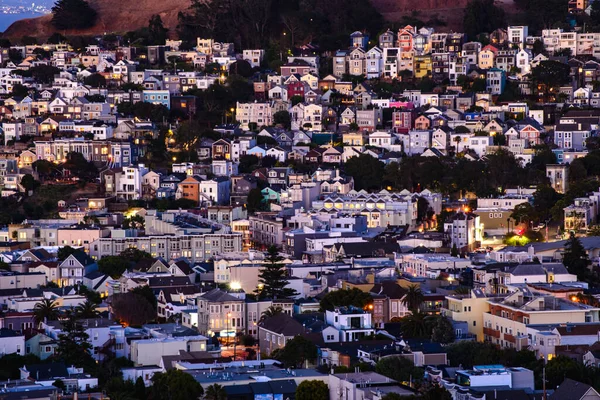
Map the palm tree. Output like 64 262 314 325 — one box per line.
33 299 59 326
260 306 284 322
453 286 470 295
453 135 462 152
402 285 425 313
400 312 433 339
75 300 99 319
204 383 227 400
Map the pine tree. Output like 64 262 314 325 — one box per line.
256 246 297 299
56 310 95 371
51 0 97 30
450 243 459 257
148 15 169 46
562 233 590 280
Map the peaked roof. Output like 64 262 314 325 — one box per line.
549 378 598 400
259 314 305 336
200 288 242 303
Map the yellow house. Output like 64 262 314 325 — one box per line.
413 55 432 79
342 132 368 146
442 290 495 341
478 45 498 70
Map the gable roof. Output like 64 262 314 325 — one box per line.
260 314 305 336
200 288 242 303
549 378 598 400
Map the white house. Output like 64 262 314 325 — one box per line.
325 307 375 342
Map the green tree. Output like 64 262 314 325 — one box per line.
111 292 156 326
229 60 254 78
345 154 385 191
148 15 169 46
533 186 561 221
531 60 570 99
463 0 506 39
273 110 291 128
545 355 588 389
84 73 106 88
376 356 424 383
33 299 59 326
119 247 151 263
174 119 202 150
431 316 456 344
402 285 424 312
450 243 459 257
98 256 131 279
246 188 264 213
51 0 97 29
296 380 329 400
131 285 158 310
260 305 284 321
56 310 95 371
421 385 453 400
256 246 297 299
63 152 98 181
204 383 227 400
75 300 99 319
319 288 372 312
0 354 41 380
57 245 78 261
562 232 590 280
400 312 431 339
272 336 317 368
511 202 537 226
150 369 204 400
20 174 38 192
134 376 146 399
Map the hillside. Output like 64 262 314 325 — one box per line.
2 0 190 38
2 0 513 39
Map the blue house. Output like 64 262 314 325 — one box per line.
143 90 171 109
350 31 369 49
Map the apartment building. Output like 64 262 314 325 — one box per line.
195 288 246 337
34 139 135 167
236 102 273 130
483 289 600 350
90 233 242 262
444 212 482 252
249 212 286 247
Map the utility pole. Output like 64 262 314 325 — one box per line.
543 367 547 400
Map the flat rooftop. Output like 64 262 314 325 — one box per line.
187 366 325 384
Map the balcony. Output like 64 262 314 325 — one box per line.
441 308 461 320
483 327 500 338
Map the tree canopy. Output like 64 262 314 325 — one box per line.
98 256 131 279
296 380 329 400
319 288 373 312
51 0 97 29
462 0 506 39
272 335 317 368
150 369 204 400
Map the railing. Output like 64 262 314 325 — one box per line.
483 327 501 338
